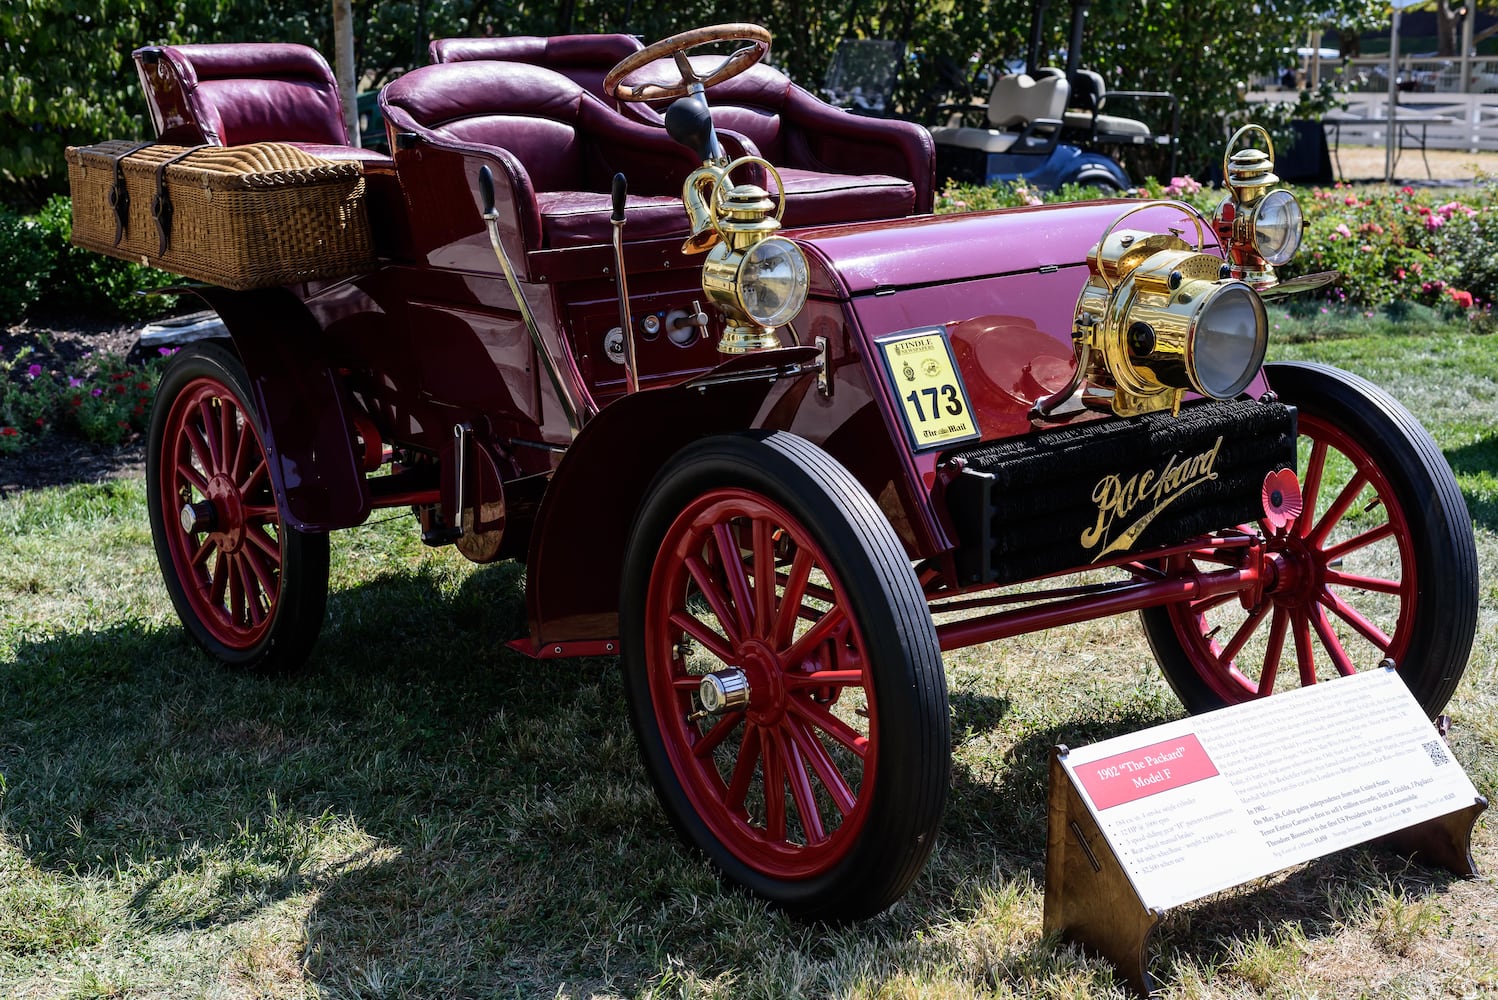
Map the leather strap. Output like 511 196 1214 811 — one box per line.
105 141 155 246
152 145 206 256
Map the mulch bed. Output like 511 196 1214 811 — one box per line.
0 313 149 495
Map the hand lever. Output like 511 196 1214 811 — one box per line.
610 173 639 394
479 165 496 217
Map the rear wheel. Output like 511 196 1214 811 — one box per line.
621 432 949 920
147 343 328 671
1142 362 1476 716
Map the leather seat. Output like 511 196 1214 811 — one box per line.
380 62 702 250
617 59 935 228
131 42 389 164
426 34 643 100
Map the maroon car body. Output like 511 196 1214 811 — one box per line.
99 26 1477 920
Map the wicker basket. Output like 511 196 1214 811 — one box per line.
66 140 375 290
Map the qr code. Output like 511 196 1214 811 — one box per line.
1422 739 1451 767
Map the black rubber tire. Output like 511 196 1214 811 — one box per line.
1142 362 1477 716
147 342 329 672
620 431 950 920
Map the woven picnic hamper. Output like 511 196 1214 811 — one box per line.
66 140 375 290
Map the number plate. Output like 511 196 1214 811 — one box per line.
876 328 980 451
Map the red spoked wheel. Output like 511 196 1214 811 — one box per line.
1142 362 1477 716
147 343 328 671
622 432 948 920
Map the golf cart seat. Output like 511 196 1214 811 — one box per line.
131 42 390 164
617 59 935 227
929 72 1070 153
380 61 702 250
1063 69 1178 160
426 33 644 100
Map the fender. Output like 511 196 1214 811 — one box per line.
521 347 844 649
168 284 369 532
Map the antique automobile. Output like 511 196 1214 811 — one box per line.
68 24 1477 922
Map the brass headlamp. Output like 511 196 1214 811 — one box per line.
682 156 809 354
1212 124 1305 289
1067 204 1268 418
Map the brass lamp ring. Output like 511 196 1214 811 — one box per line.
716 155 788 223
1091 200 1210 292
1222 124 1276 181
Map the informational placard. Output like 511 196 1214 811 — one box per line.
876 328 980 451
1059 667 1481 911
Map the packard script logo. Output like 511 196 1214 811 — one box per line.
1080 437 1223 560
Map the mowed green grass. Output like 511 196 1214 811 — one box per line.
1 323 1495 999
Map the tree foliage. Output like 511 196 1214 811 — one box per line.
0 0 1417 205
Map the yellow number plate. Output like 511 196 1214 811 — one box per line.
878 329 980 451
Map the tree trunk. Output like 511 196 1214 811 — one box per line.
1437 0 1461 57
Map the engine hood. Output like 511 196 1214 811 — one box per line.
793 200 1154 297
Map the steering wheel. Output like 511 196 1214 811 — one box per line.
604 23 771 103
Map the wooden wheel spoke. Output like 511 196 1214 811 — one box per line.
1188 591 1239 616
186 424 215 479
786 716 856 817
176 461 210 497
684 554 742 647
693 712 742 759
240 542 278 599
227 554 247 625
779 725 826 845
668 609 734 664
1297 439 1328 531
191 536 215 569
219 395 235 477
1325 570 1403 595
1321 588 1393 652
1259 607 1289 694
784 604 848 668
751 517 775 639
209 551 229 606
1309 603 1359 677
760 726 787 841
1324 521 1395 562
724 725 759 814
712 523 755 638
772 548 814 649
243 524 281 565
1291 608 1318 686
197 399 224 473
1218 603 1271 666
788 697 868 758
241 458 269 497
1308 471 1369 548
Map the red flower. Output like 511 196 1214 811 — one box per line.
1450 288 1474 309
1262 469 1303 532
0 427 17 437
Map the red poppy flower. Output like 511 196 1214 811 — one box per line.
1262 468 1303 531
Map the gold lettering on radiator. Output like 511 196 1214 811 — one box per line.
1080 437 1223 560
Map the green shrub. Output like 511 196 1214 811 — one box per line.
0 210 58 318
0 342 168 454
32 196 179 321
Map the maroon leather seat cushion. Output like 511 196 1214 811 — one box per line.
426 34 642 100
617 60 935 227
380 62 699 249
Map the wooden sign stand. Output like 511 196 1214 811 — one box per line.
1044 744 1486 997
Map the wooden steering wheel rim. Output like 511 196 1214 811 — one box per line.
605 23 772 103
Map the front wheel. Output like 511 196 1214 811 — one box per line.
1142 362 1477 716
621 432 949 920
147 342 329 671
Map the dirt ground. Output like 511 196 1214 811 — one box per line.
1331 142 1498 183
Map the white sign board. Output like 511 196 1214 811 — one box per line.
1059 668 1480 910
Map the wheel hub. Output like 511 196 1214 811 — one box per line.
179 500 216 534
736 640 787 723
203 473 247 553
698 668 751 714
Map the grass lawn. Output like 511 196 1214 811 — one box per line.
1 315 1495 999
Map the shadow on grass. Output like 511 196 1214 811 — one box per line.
1444 433 1498 531
0 571 1482 996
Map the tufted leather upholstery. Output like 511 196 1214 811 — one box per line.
427 34 643 100
132 43 363 149
616 58 935 227
380 61 702 250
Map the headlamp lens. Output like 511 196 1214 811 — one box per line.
1254 190 1303 266
738 237 809 328
1190 283 1267 398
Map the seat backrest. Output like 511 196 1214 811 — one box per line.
426 34 642 99
381 62 592 191
133 42 348 147
1067 69 1106 113
616 59 797 161
985 74 1070 129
